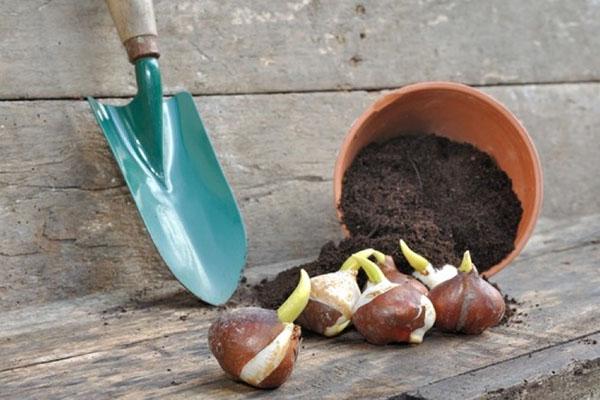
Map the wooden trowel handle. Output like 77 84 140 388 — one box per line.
106 0 160 63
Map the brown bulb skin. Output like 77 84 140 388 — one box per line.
379 255 429 295
428 270 505 334
353 285 427 345
296 270 359 336
297 300 343 335
208 307 301 389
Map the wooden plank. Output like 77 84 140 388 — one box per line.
485 84 600 219
0 213 599 399
399 332 600 400
1 0 600 98
0 258 302 372
483 359 600 400
1 84 600 309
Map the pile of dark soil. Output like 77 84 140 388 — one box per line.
256 133 522 310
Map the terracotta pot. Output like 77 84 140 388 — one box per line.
333 82 543 277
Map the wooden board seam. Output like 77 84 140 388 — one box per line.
2 80 600 103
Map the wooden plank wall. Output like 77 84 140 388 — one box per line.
0 1 599 98
1 84 599 309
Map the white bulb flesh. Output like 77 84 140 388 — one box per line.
412 263 457 289
409 294 436 344
353 280 398 312
324 318 351 337
311 270 361 319
239 322 294 386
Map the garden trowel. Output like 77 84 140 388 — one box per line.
88 0 246 305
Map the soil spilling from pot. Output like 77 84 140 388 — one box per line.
256 133 522 313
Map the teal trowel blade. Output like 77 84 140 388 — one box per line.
88 57 246 305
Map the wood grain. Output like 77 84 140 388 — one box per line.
106 0 158 43
399 332 600 399
0 213 598 399
1 84 599 310
1 0 599 98
106 0 160 62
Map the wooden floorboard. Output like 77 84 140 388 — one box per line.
0 214 598 399
400 332 600 400
1 1 599 98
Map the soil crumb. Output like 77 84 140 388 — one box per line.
500 293 521 326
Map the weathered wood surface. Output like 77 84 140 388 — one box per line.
1 0 600 98
1 84 599 311
400 332 600 399
1 213 598 399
